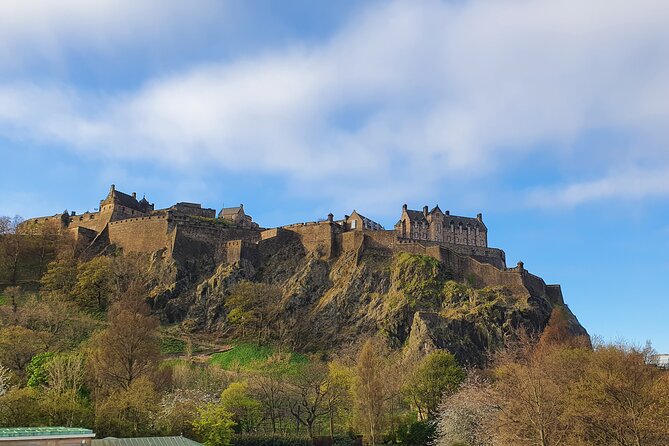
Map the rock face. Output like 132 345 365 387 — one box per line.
152 237 588 366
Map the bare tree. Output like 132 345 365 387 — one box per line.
87 284 159 394
286 361 332 440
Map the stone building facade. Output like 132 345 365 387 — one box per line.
339 211 384 231
218 204 259 229
394 204 487 247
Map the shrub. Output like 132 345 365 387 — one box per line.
161 337 187 354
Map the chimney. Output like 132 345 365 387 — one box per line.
517 261 524 271
327 213 334 222
423 206 428 217
132 192 137 199
402 204 408 211
477 213 483 222
445 210 450 215
71 211 76 216
110 184 115 193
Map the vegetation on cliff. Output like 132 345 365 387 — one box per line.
1 218 619 446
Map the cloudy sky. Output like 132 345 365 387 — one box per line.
1 0 669 351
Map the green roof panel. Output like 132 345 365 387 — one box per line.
0 427 94 438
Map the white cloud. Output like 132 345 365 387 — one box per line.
527 168 669 208
1 0 669 209
0 0 228 70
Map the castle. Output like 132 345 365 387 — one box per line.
23 185 564 306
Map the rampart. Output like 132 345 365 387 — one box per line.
363 230 506 269
108 215 171 253
280 221 343 259
170 219 261 263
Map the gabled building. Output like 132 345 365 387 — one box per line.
218 204 259 229
394 204 487 247
341 210 384 231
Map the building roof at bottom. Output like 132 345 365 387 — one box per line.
0 427 94 439
92 437 202 446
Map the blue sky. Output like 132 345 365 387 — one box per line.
1 0 669 351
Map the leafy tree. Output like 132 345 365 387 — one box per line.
403 351 465 420
325 361 354 440
568 344 669 446
225 281 282 344
88 285 159 393
39 352 91 427
0 386 44 426
26 352 54 388
220 381 263 434
192 403 236 446
73 256 113 313
0 215 25 285
19 297 97 350
354 338 391 446
40 388 92 427
40 257 77 298
391 418 436 446
95 377 160 437
0 325 47 378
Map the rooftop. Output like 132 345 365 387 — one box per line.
0 427 94 439
92 437 201 446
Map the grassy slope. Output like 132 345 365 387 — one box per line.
210 343 308 373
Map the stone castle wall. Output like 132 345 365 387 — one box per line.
171 220 260 263
280 221 343 259
108 215 171 253
363 230 506 269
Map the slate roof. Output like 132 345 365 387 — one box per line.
401 207 486 230
0 427 94 439
92 438 201 446
405 209 427 223
349 211 384 230
445 215 486 229
112 190 142 209
430 205 443 215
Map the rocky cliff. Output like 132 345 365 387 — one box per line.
149 235 587 366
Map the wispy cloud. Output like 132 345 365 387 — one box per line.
527 167 669 208
1 0 669 210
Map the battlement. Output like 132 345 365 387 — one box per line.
22 185 511 276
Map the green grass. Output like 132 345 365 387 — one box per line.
160 336 187 354
210 343 308 373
